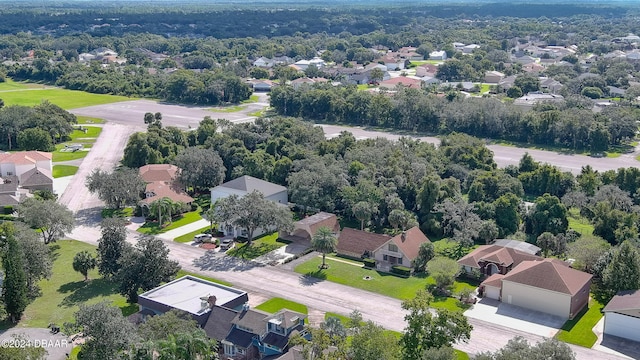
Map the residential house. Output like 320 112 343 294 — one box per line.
0 151 53 196
463 44 481 54
290 77 318 90
336 227 391 259
139 164 194 206
378 76 422 90
421 76 441 85
513 55 537 65
603 290 640 342
452 42 465 51
513 92 564 109
371 226 431 272
249 79 276 92
429 50 447 60
480 259 592 319
253 57 274 68
381 54 404 70
539 77 564 94
398 47 424 61
281 212 339 242
211 176 288 238
608 86 626 97
522 62 545 74
214 306 307 360
458 242 542 277
484 71 505 84
415 63 439 77
498 75 517 91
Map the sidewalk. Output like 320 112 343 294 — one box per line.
156 219 210 241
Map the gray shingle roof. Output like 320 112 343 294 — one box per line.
203 306 238 341
603 290 640 312
219 176 286 197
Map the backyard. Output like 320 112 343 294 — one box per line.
294 257 476 310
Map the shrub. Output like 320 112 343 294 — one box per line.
3 205 13 215
190 203 199 211
391 265 411 277
363 258 376 269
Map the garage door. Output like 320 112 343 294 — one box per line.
485 285 501 300
605 312 640 342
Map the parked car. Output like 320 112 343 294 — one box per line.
220 238 235 251
193 234 213 243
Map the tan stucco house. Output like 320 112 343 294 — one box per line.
458 242 541 277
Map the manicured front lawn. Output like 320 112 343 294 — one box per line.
227 232 291 260
137 211 203 235
0 240 136 330
174 226 212 243
294 257 474 310
52 165 78 178
0 86 133 109
555 298 604 347
175 269 232 287
255 297 308 314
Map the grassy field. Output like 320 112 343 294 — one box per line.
137 211 203 235
568 208 594 236
52 126 103 162
76 116 104 124
69 126 102 140
208 105 246 113
0 79 45 91
175 269 232 287
227 232 290 260
52 165 78 178
294 257 475 310
555 298 604 347
0 83 132 109
255 297 308 314
0 240 136 330
174 226 211 243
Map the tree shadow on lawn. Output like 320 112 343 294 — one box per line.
48 244 61 263
58 278 119 308
229 242 280 260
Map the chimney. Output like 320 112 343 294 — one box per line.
207 295 217 309
401 231 406 242
242 303 250 311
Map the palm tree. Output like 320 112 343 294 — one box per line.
312 226 338 269
150 197 174 227
352 201 373 231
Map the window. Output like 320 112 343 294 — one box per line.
383 254 388 261
224 343 236 356
398 258 403 265
388 244 398 252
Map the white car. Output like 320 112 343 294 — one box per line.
193 234 213 243
220 238 235 251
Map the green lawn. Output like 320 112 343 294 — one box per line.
52 126 103 162
294 257 474 310
227 232 291 260
175 269 232 287
52 165 78 178
0 79 42 91
568 208 594 236
76 116 105 124
255 297 308 314
0 86 133 110
208 105 246 113
357 84 376 91
137 211 203 235
455 350 470 360
555 298 604 347
174 226 211 243
69 126 102 140
52 145 90 162
0 240 136 330
101 207 134 219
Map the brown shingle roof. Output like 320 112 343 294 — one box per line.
294 212 339 239
336 228 391 258
382 226 430 261
603 290 640 312
457 245 541 269
139 164 179 183
481 273 505 288
502 259 592 295
141 182 194 205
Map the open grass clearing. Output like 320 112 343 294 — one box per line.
76 116 105 124
208 105 246 113
137 210 203 235
174 226 212 243
294 257 475 310
69 126 102 140
175 269 232 287
227 232 291 260
568 208 594 236
255 297 308 314
241 95 260 104
0 240 136 331
0 85 133 110
555 298 604 347
52 165 78 178
52 147 90 162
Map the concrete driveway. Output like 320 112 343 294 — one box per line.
0 328 73 360
464 297 564 337
592 318 640 359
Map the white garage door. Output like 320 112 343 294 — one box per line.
485 285 501 300
605 312 640 342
